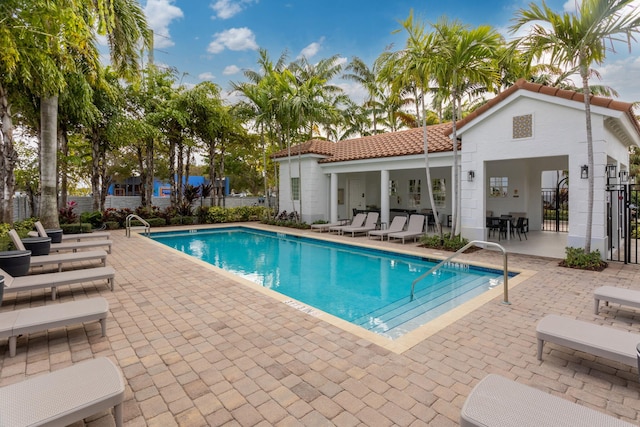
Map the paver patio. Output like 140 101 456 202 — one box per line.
1 224 640 426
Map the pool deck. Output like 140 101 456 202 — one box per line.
1 223 640 426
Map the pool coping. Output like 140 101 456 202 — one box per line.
139 223 537 354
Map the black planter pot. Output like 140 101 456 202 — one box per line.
0 250 32 276
45 229 63 244
22 237 52 256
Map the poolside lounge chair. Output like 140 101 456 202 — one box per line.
388 214 425 244
32 222 113 253
368 215 407 241
33 220 111 241
328 213 366 235
0 263 115 300
594 286 640 315
310 219 349 232
0 357 125 427
342 212 379 237
0 297 108 357
460 374 634 427
536 314 640 376
9 230 108 272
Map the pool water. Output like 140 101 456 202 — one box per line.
151 227 510 339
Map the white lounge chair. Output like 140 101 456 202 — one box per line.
33 222 113 253
30 221 110 241
536 314 640 374
9 230 108 272
342 212 379 237
0 297 108 357
0 264 116 300
368 215 407 241
594 286 640 315
0 357 125 427
310 219 349 232
388 214 425 244
461 374 635 426
328 213 366 235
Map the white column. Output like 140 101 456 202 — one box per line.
330 173 338 222
380 169 390 227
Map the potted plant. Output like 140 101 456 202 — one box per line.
0 250 31 276
21 237 52 256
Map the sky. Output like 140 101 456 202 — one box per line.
137 0 640 106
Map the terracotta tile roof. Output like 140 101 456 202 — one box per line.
446 78 640 136
272 123 455 163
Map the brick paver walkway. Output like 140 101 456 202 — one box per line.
1 225 640 426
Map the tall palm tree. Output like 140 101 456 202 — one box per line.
344 57 385 134
431 18 503 237
24 0 149 227
511 0 640 253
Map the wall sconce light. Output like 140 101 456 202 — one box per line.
606 164 617 179
580 165 589 179
620 170 629 183
467 170 475 182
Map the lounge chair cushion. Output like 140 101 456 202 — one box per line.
0 297 109 357
536 314 640 368
0 357 125 427
0 265 116 300
460 374 634 426
594 286 640 314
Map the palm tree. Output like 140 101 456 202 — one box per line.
389 10 444 239
344 57 385 134
511 0 640 253
430 17 503 237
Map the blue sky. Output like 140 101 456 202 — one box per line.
139 0 640 105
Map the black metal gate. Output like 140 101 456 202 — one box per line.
542 177 568 232
606 183 640 263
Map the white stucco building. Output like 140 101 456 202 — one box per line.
273 79 640 255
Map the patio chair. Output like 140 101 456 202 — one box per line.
368 215 407 241
536 314 640 377
342 212 379 237
0 263 116 300
310 219 348 232
460 374 634 427
0 357 125 427
33 220 111 241
9 230 108 272
514 216 528 240
328 213 366 235
0 297 108 357
388 214 425 244
33 222 113 253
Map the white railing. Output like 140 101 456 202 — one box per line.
125 214 151 237
410 240 510 305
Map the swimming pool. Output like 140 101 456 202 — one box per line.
151 227 512 340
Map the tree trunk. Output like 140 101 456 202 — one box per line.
421 93 442 239
0 84 17 224
450 90 460 237
208 138 217 206
581 58 594 254
39 95 60 228
169 139 176 206
136 145 146 206
177 140 184 204
58 126 68 209
91 130 101 211
145 139 154 207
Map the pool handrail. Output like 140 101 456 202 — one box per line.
125 214 150 237
410 240 510 305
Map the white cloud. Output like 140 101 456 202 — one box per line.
335 57 348 67
596 55 640 103
198 72 215 80
563 0 580 12
210 0 258 20
144 0 184 49
207 27 258 54
297 37 325 59
223 65 241 75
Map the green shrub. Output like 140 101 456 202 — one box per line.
0 218 39 250
419 233 474 252
60 223 92 234
204 206 268 224
561 247 607 271
105 221 120 230
131 217 165 227
170 216 196 225
80 211 103 227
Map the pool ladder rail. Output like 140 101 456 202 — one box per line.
410 240 509 304
125 214 151 237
